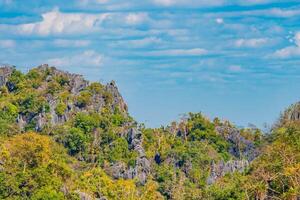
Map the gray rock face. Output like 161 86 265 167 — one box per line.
1 64 148 184
76 191 93 200
110 162 127 179
127 127 151 184
35 113 48 132
70 75 89 95
279 102 300 126
215 125 259 161
3 64 129 132
37 64 89 95
105 81 128 114
16 114 26 130
109 127 151 185
207 159 249 184
0 65 13 87
127 127 145 157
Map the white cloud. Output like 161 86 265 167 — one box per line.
79 0 109 4
233 8 300 18
131 37 162 47
295 32 300 46
125 13 149 25
18 9 110 36
15 9 152 36
228 65 242 72
53 39 91 47
273 32 300 59
273 46 300 59
0 40 16 48
237 0 274 6
153 0 174 6
267 8 300 18
149 48 207 56
152 0 225 7
111 37 162 48
215 18 224 24
47 50 103 67
235 38 268 48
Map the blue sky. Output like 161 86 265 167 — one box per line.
1 0 300 128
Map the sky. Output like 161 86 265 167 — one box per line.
1 0 300 128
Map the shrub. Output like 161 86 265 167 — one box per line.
6 69 25 92
65 127 88 155
76 91 92 108
74 113 99 133
55 102 67 116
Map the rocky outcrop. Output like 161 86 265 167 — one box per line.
207 159 249 184
76 191 94 200
127 127 151 184
215 125 259 161
109 127 151 185
105 81 128 114
278 102 300 126
16 114 26 130
0 65 13 87
38 64 89 95
205 123 257 184
4 64 128 132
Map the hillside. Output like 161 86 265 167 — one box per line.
0 65 299 200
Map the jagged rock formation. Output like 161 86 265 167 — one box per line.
0 65 13 87
1 64 151 185
215 124 259 161
204 123 258 183
1 64 273 200
5 64 128 131
108 127 151 185
279 102 300 127
127 127 151 184
207 159 249 184
105 81 128 115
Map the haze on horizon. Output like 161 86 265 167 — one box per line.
1 0 300 128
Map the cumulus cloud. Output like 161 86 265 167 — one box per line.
149 48 207 56
18 9 110 36
235 38 268 48
14 9 153 36
47 50 103 67
273 32 300 59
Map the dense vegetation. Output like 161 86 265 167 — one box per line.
0 65 299 199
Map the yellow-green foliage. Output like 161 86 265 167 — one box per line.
0 67 299 200
244 122 300 199
76 91 92 108
0 132 163 200
0 132 75 199
55 102 67 116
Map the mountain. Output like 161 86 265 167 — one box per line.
0 65 299 200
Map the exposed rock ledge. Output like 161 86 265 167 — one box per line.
207 159 249 184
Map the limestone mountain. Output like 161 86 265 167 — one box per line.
0 65 299 200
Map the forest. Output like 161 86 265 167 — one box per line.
0 65 299 200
